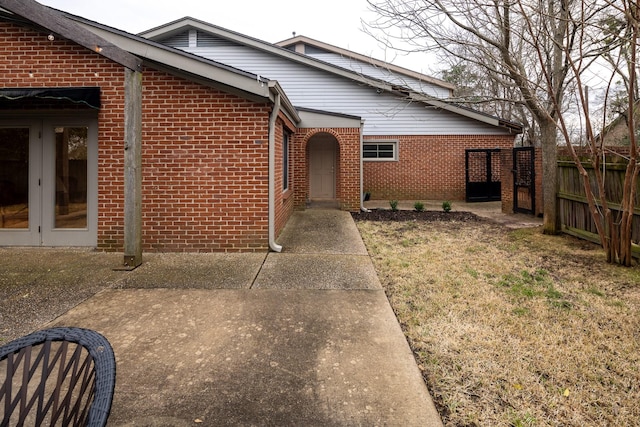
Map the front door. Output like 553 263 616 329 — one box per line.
309 138 336 200
0 118 97 246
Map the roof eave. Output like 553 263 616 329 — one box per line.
0 0 142 71
276 35 457 92
409 93 523 133
268 81 301 124
69 17 273 101
138 18 398 92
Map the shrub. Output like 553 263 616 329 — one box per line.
442 201 452 212
414 201 425 212
389 200 399 211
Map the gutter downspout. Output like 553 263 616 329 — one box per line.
360 119 369 212
268 92 283 252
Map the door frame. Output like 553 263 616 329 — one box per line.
0 113 98 246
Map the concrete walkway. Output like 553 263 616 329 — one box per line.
40 209 443 426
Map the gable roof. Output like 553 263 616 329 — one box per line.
69 15 300 124
139 17 522 134
0 1 300 124
0 0 142 71
276 35 456 93
140 17 402 94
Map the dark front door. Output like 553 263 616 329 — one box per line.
465 149 501 202
513 147 535 214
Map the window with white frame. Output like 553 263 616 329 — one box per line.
363 141 398 161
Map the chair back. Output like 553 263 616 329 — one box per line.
0 327 116 427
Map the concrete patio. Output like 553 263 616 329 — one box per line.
1 209 444 426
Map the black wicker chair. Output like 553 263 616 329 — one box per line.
0 327 116 426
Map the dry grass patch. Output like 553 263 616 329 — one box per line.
354 218 640 426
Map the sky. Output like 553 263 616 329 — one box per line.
38 0 437 75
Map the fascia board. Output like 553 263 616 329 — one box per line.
409 92 498 127
139 17 204 39
426 98 499 126
0 0 142 71
409 92 523 133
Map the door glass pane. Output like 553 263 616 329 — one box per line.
0 128 29 229
55 127 88 229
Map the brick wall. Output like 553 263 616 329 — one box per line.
292 128 361 212
140 68 272 252
363 134 517 201
1 22 278 252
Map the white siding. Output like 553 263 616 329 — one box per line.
161 34 509 136
303 51 450 98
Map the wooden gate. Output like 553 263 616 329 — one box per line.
465 149 501 202
513 147 535 214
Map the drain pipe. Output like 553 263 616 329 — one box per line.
360 119 370 212
268 92 283 252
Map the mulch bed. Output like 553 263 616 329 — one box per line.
351 209 482 222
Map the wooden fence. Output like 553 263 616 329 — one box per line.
557 150 640 259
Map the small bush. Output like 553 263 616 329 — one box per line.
414 201 425 212
442 201 452 212
389 200 399 211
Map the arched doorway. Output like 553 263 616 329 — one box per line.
307 133 338 202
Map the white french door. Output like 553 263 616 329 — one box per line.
0 117 98 246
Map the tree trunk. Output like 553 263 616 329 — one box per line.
616 158 638 266
540 121 559 235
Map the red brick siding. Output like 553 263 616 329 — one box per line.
293 128 361 212
1 22 276 252
363 134 516 201
140 69 271 252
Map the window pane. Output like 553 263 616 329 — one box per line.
0 128 29 229
363 144 378 158
378 144 394 158
55 127 88 229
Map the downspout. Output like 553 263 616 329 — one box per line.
268 92 283 252
360 119 370 212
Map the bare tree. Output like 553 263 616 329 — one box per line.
440 60 537 145
365 0 610 236
557 0 639 265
